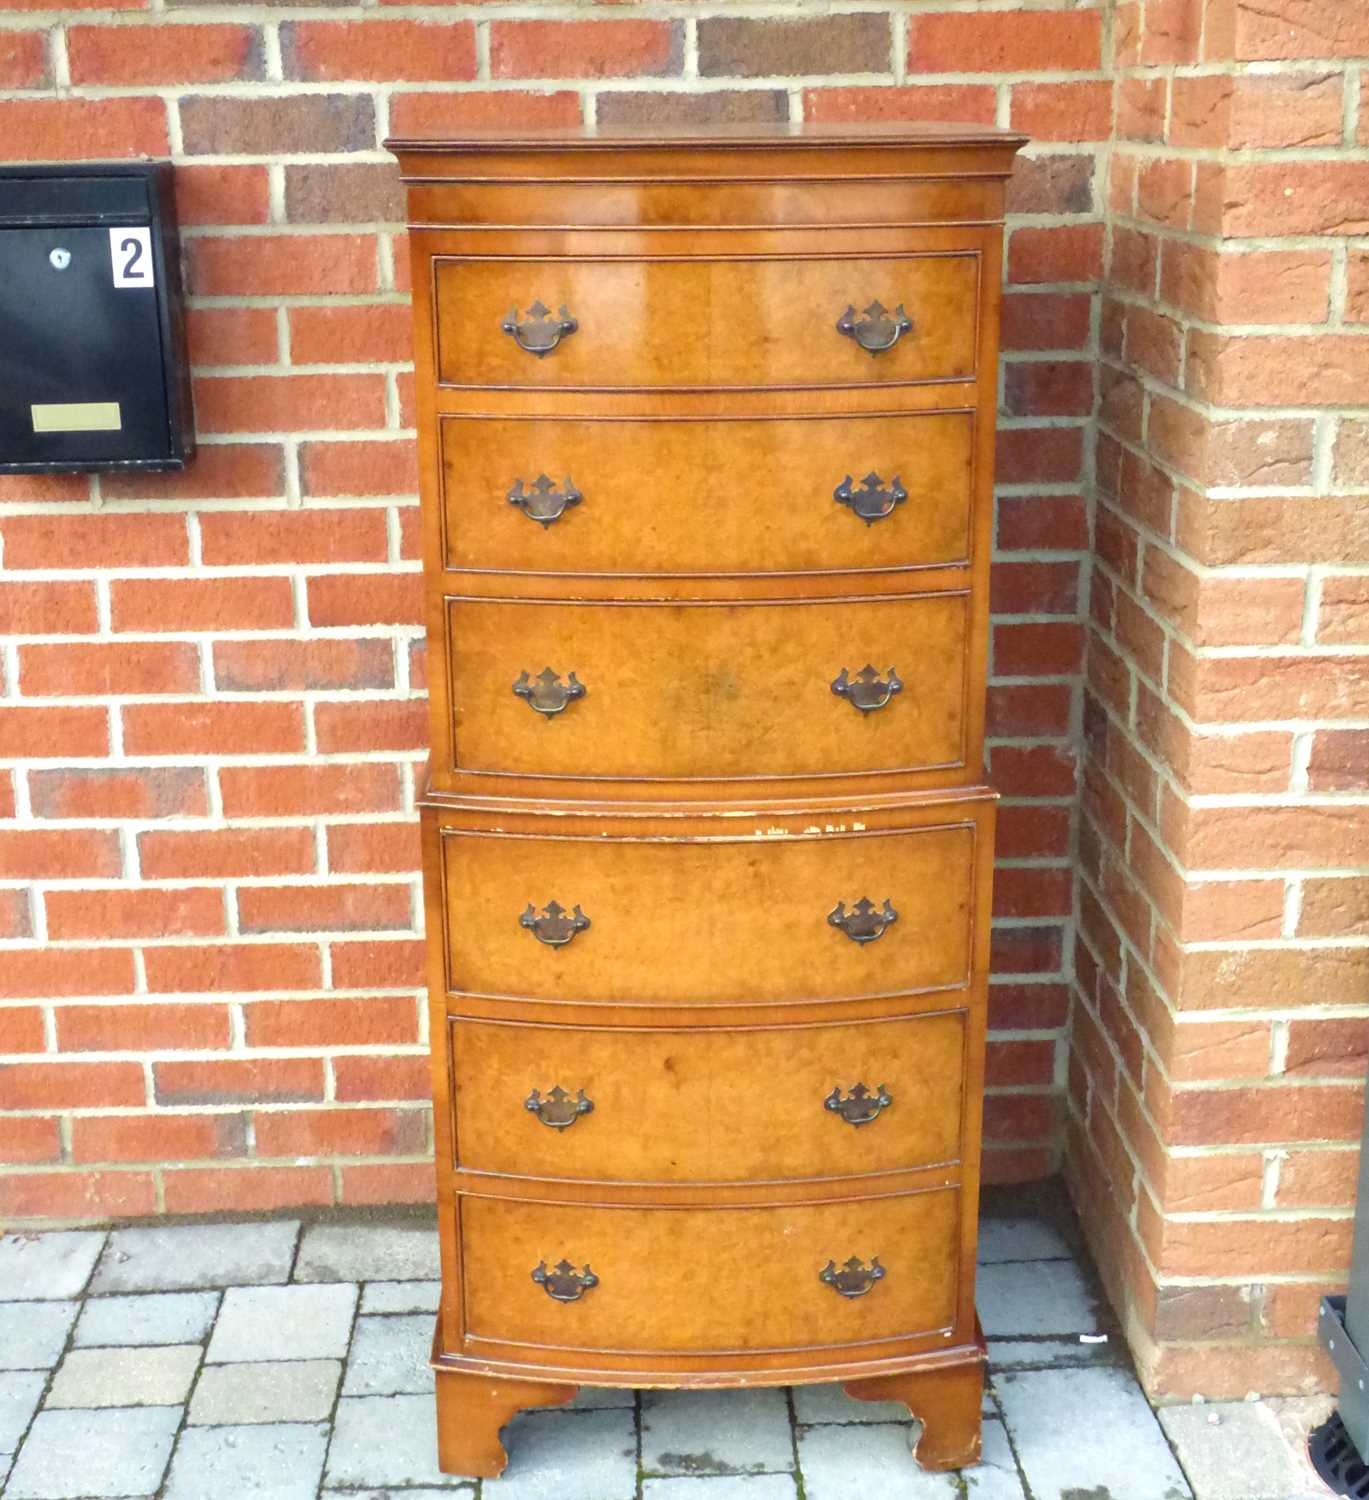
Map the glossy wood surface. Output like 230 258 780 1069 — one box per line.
438 410 976 578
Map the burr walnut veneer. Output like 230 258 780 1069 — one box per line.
387 122 1024 1479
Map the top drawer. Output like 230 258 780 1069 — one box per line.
433 253 980 392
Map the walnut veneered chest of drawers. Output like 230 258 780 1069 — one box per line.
387 121 1024 1479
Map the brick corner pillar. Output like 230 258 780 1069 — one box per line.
1066 0 1369 1399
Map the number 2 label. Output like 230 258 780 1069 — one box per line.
109 227 154 289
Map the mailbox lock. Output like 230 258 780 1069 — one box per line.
48 248 71 271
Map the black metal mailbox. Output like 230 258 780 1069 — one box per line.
0 162 193 473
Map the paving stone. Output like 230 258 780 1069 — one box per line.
190 1359 341 1426
976 1218 1071 1263
1159 1400 1314 1500
6 1405 181 1498
964 1417 1028 1499
164 1421 329 1500
47 1343 201 1408
326 1393 471 1489
798 1421 960 1498
209 1282 358 1363
996 1367 1192 1500
360 1279 441 1314
0 1372 46 1455
977 1260 1102 1337
0 1301 77 1369
295 1222 440 1283
988 1336 1120 1370
91 1221 299 1293
322 1492 474 1499
643 1476 800 1499
643 1388 794 1475
0 1231 106 1300
485 1406 638 1499
343 1315 434 1395
75 1290 220 1348
792 1381 911 1424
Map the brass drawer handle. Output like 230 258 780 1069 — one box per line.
828 898 898 945
836 300 912 356
502 300 577 358
825 1082 892 1126
526 1085 594 1129
834 472 907 525
508 474 582 528
513 668 586 717
532 1259 598 1303
520 901 590 948
831 665 902 714
820 1256 886 1299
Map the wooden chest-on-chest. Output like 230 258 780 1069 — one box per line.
386 121 1024 1478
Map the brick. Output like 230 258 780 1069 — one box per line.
195 372 386 434
1174 71 1343 149
287 306 409 366
1143 550 1304 647
1284 1019 1369 1078
1336 420 1369 486
67 22 261 84
1261 1281 1344 1340
299 440 418 497
162 1165 334 1214
0 889 32 940
495 18 678 79
988 745 1078 798
306 572 421 628
0 29 46 87
1142 0 1202 61
1138 156 1193 229
1301 879 1369 940
1153 1285 1251 1342
1117 77 1166 142
0 949 138 1002
595 90 787 129
1110 228 1158 298
1 512 186 569
102 443 284 501
139 827 316 880
988 982 1071 1031
1160 242 1332 326
46 887 226 942
174 163 269 226
1179 880 1284 943
70 1113 246 1164
186 307 279 369
0 472 90 502
179 93 374 154
0 1060 145 1109
1228 0 1369 60
1148 399 1315 487
0 1116 62 1164
1000 291 1092 352
188 234 377 298
244 995 416 1048
199 506 387 566
154 1057 324 1106
330 938 424 989
254 1105 426 1158
995 805 1072 861
1007 224 1104 285
0 96 167 159
122 700 304 757
704 13 894 77
1177 495 1369 568
1162 1152 1264 1212
283 18 473 81
110 576 295 634
1307 730 1369 792
339 1161 432 1205
1214 162 1369 236
1318 575 1369 644
1177 946 1369 1011
993 621 1084 676
29 766 207 820
0 580 97 636
0 829 121 880
1190 333 1369 409
1173 653 1369 725
1003 360 1094 419
1011 80 1112 141
325 821 420 875
332 1054 428 1102
1008 154 1095 217
220 763 402 819
987 683 1073 738
144 943 321 994
0 1171 156 1219
908 9 1100 71
1147 1213 1351 1278
997 494 1089 553
1275 1149 1359 1209
387 89 580 136
314 698 427 754
58 1003 230 1053
0 1006 44 1054
803 84 996 126
19 640 198 698
214 637 393 692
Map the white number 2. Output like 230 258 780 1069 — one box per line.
109 227 154 289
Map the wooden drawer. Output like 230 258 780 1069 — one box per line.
440 819 976 1006
451 1012 964 1184
438 411 976 578
433 254 979 391
460 1189 960 1354
442 593 970 784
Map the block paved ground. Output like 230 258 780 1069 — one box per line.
0 1187 1335 1499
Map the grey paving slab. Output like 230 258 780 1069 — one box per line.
0 1231 105 1300
164 1421 329 1500
295 1222 440 1283
326 1393 470 1489
343 1314 434 1396
977 1260 1102 1337
189 1359 341 1426
0 1301 77 1369
964 1416 1028 1499
322 1492 474 1499
46 1343 201 1408
6 1405 181 1498
798 1421 960 1498
643 1477 800 1500
360 1279 441 1314
642 1388 794 1476
792 1381 911 1424
0 1372 45 1456
1159 1400 1314 1500
988 1336 1119 1370
74 1289 220 1347
209 1282 358 1363
996 1367 1192 1500
976 1218 1072 1263
485 1406 638 1500
91 1220 299 1293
